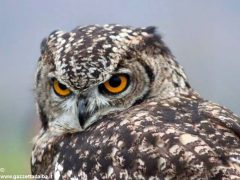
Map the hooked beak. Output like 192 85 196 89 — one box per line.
78 99 88 127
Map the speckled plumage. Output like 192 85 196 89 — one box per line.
32 24 240 179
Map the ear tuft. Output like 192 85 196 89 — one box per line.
145 26 157 34
40 38 47 54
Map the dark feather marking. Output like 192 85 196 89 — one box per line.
39 105 48 130
138 60 155 83
132 90 150 106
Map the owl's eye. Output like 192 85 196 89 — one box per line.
53 79 71 97
99 74 129 94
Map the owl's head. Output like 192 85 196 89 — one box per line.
35 24 191 134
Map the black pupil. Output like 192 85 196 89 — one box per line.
59 82 67 90
109 75 121 87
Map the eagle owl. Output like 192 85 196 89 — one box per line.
31 24 240 179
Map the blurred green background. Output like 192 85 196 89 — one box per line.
0 0 240 176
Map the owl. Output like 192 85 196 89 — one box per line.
31 24 240 179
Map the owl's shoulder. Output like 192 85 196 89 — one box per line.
32 94 240 179
85 93 240 178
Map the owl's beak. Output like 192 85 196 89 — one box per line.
78 99 88 127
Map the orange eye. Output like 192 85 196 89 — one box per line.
101 74 129 94
53 80 71 97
